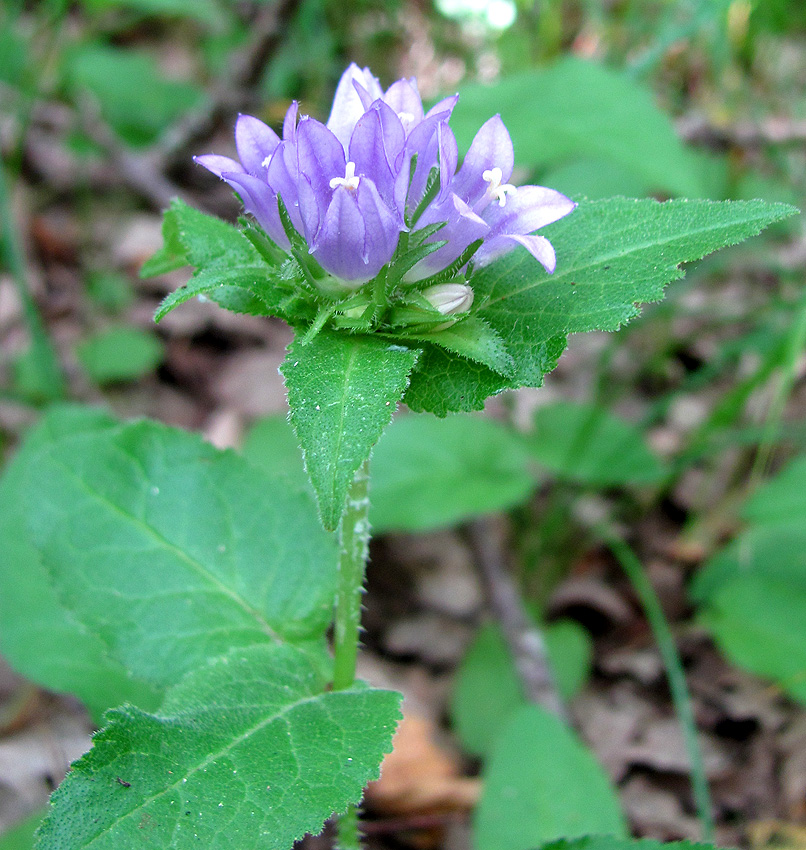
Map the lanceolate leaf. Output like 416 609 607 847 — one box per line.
408 198 796 413
475 198 798 388
282 331 419 530
36 644 402 850
150 200 300 321
20 420 337 689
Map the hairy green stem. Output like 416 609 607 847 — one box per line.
601 527 715 844
332 460 371 850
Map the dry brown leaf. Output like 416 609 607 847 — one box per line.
365 711 479 817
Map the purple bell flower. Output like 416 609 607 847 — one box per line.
194 62 575 291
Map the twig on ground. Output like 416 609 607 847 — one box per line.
467 515 568 722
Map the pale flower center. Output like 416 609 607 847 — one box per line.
329 161 360 192
482 166 517 207
397 111 415 130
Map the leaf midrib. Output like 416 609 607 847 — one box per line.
479 202 786 311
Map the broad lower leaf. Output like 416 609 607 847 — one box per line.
691 454 806 704
526 400 666 485
450 58 706 198
20 419 337 689
742 455 806 525
76 326 164 385
36 644 401 850
451 621 592 758
704 577 806 705
473 198 798 390
473 704 626 850
281 331 419 531
0 407 160 720
66 45 205 147
241 417 311 495
370 414 535 532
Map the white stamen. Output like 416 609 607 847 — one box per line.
261 154 272 168
398 111 415 130
329 161 360 192
482 166 517 207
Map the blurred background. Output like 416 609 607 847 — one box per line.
2 1 806 849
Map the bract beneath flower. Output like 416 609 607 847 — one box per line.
195 62 576 301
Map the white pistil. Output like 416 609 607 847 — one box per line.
398 111 415 130
261 154 272 168
329 161 360 192
482 166 517 207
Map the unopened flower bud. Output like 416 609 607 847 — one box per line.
421 283 474 317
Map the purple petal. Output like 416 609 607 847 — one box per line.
283 101 299 144
310 187 369 284
235 114 280 175
475 233 557 272
424 94 458 121
220 171 290 250
265 141 303 232
451 115 514 208
483 186 577 237
355 178 402 276
405 193 490 281
326 63 383 149
382 79 424 128
406 116 454 211
296 117 346 200
194 154 245 178
349 103 405 213
437 122 458 201
297 174 322 245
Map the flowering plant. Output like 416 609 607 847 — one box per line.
2 58 794 850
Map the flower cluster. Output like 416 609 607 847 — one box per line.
197 64 575 322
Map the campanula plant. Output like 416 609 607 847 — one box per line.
0 62 796 850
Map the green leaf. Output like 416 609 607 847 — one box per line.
0 406 161 721
20 419 337 689
526 400 666 485
152 200 296 321
281 331 419 531
473 704 626 850
691 454 806 704
0 810 44 850
450 58 706 198
473 198 798 390
65 45 206 147
703 577 806 705
403 345 511 416
402 317 515 378
241 416 311 495
37 644 401 850
742 455 806 524
539 837 716 850
451 621 592 758
76 326 164 385
78 0 231 30
370 414 535 532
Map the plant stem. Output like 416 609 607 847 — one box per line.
601 527 715 844
332 460 371 850
332 459 371 691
